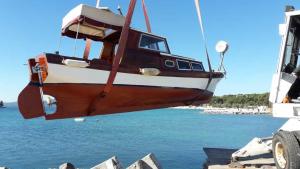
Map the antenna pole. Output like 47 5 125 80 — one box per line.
96 0 100 8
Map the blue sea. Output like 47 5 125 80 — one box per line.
0 105 285 169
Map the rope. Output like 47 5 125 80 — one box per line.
73 22 80 57
194 0 213 90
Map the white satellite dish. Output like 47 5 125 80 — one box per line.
215 40 229 54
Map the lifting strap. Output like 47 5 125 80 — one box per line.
102 0 137 94
88 0 137 114
103 0 150 95
194 0 213 91
142 0 152 33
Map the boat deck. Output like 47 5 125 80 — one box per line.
203 148 276 169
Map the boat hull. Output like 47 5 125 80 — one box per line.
18 53 224 120
18 83 213 120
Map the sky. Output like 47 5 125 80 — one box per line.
0 0 300 102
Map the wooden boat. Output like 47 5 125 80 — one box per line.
18 0 226 120
0 101 5 108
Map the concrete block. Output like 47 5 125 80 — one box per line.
91 156 123 169
127 153 162 169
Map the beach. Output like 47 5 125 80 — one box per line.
173 106 271 115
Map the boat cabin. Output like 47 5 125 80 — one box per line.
54 4 206 76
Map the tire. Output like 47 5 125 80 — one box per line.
272 131 300 169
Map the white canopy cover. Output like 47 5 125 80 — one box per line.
62 4 125 40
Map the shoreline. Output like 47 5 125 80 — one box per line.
173 106 271 115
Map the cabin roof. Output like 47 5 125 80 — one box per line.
62 4 125 29
61 4 168 42
61 4 125 41
286 10 300 17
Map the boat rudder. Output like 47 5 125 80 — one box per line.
18 83 45 119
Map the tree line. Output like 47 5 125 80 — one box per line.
208 93 269 108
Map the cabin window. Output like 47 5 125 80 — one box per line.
282 21 300 74
139 34 169 53
177 60 191 70
191 62 204 71
165 60 175 68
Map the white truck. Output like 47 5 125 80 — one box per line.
231 6 300 169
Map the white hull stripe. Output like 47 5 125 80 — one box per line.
44 64 222 92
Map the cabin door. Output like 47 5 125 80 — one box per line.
272 15 300 103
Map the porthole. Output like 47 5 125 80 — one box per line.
165 60 175 68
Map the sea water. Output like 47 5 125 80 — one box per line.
0 105 285 169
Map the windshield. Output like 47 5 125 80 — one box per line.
139 34 169 53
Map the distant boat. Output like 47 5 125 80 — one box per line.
0 100 6 108
74 118 85 122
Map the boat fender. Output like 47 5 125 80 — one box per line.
139 68 160 76
62 59 90 68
